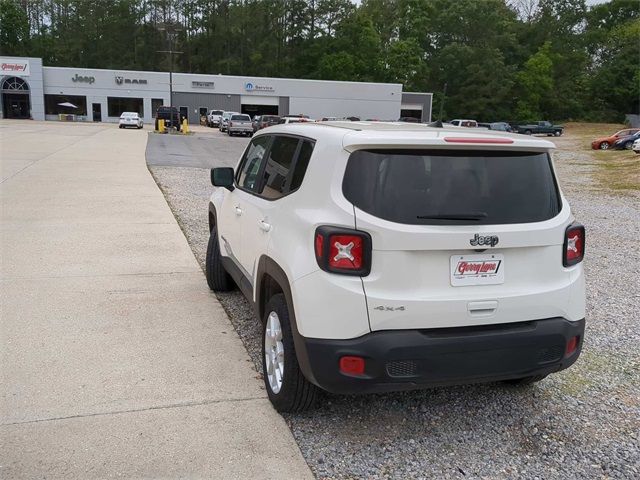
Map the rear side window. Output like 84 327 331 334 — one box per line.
342 149 561 225
290 140 314 191
260 136 300 199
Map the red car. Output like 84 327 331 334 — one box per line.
591 128 640 150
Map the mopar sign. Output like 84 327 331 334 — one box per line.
244 81 274 92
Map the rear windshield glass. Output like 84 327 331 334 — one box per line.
231 114 250 121
211 110 223 115
342 149 561 225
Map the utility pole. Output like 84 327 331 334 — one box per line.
438 82 448 122
157 23 183 108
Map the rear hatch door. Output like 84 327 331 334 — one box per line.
342 146 574 331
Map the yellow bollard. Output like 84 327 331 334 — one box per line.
182 118 189 134
158 119 165 133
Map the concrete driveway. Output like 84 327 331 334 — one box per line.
0 121 312 479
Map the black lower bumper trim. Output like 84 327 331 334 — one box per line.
299 317 585 394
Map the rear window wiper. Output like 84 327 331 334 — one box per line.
417 212 488 221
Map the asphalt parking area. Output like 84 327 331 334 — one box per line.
146 128 250 169
148 126 640 479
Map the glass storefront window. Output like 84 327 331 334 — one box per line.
44 95 88 115
107 97 143 117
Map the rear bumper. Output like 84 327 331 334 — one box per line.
228 127 252 133
297 317 584 394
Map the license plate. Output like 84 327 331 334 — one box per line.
450 253 504 286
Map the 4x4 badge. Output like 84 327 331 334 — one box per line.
470 234 499 247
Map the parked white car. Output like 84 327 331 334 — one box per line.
632 138 640 154
450 119 478 127
206 122 586 412
207 109 224 128
118 112 143 129
278 116 313 124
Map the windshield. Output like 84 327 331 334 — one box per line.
342 149 561 225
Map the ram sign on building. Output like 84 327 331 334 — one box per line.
0 56 432 124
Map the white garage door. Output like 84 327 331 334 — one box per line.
240 95 278 106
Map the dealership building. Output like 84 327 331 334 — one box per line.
1 56 432 125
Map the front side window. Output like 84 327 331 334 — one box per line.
236 136 270 191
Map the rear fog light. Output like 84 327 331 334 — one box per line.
339 356 366 375
566 336 579 356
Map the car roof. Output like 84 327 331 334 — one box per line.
256 121 556 151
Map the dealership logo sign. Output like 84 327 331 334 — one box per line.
72 73 95 84
0 59 30 76
192 81 215 88
244 81 274 92
115 76 148 85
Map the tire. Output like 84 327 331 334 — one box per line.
624 141 632 150
503 374 547 386
205 228 234 292
599 142 609 150
525 130 532 135
554 130 562 137
262 293 318 412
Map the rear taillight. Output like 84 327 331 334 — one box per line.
314 226 372 276
563 223 585 267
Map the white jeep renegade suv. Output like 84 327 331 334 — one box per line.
206 121 586 412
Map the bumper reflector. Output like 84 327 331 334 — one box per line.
566 336 579 356
339 356 365 375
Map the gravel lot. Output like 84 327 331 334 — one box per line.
148 127 639 479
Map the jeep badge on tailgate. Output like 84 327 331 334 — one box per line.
470 234 499 247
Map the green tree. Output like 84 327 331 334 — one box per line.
0 0 29 55
515 42 554 121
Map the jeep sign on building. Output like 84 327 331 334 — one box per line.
1 56 432 124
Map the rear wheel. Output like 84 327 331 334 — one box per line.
525 129 532 135
205 228 234 291
503 374 547 386
554 130 561 136
599 142 609 150
262 294 318 412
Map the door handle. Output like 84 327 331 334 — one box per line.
234 206 243 216
467 300 498 317
259 220 271 232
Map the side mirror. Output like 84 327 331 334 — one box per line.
211 167 235 191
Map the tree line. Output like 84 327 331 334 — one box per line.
1 0 638 122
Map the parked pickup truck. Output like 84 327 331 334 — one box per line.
514 121 563 136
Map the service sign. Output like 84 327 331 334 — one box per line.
1 58 30 76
